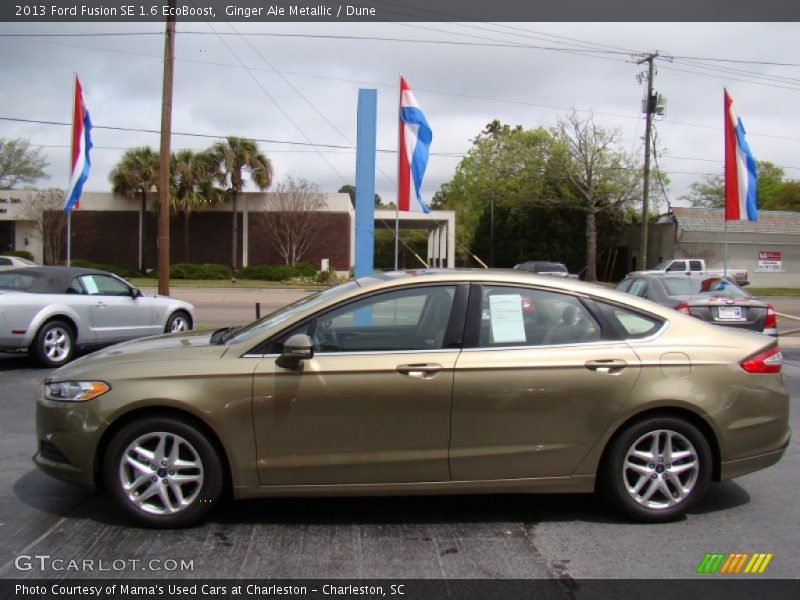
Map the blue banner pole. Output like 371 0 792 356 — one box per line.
354 89 377 279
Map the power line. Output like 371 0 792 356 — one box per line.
6 35 800 140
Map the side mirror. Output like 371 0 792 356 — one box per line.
131 288 143 298
276 333 314 369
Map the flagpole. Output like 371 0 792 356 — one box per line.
723 213 728 279
395 73 402 271
66 73 77 267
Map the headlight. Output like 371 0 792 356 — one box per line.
44 381 110 402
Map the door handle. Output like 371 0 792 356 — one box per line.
94 301 106 308
396 363 442 379
585 359 627 374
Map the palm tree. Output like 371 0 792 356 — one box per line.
109 147 159 274
170 149 225 262
210 137 272 270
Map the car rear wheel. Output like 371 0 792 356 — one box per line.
104 417 223 528
33 320 75 367
602 417 712 522
165 311 192 333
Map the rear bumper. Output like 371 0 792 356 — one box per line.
720 432 790 480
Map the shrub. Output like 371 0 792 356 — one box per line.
4 249 35 261
292 261 316 278
70 259 141 279
238 263 316 281
170 263 232 280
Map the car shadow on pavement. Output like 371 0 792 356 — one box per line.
14 478 751 530
0 354 48 372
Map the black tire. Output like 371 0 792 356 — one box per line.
104 416 223 528
601 416 712 522
33 320 75 368
165 310 192 334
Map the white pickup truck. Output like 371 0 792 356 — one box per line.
637 258 749 285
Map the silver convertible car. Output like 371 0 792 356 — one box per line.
0 266 195 366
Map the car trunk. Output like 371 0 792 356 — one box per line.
682 295 768 333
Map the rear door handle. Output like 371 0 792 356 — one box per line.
585 359 627 374
94 301 106 308
396 363 442 379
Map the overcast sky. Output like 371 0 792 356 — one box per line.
1 21 799 213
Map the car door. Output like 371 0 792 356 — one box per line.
251 284 467 486
450 285 642 481
79 274 155 342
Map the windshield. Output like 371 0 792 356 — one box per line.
537 263 567 273
661 277 748 298
224 280 360 345
652 261 670 270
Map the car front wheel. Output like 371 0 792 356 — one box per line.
165 311 192 333
104 417 223 528
601 417 712 522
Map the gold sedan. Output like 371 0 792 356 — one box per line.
35 270 790 527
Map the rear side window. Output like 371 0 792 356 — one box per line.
477 286 600 347
596 302 664 339
627 279 648 297
0 273 35 290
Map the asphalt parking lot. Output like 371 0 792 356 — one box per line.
0 289 798 582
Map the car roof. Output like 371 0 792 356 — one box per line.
351 269 671 314
0 266 114 293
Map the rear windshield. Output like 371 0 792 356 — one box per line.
0 272 36 290
661 277 748 298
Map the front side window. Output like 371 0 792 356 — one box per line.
478 286 600 347
312 286 456 353
79 275 130 296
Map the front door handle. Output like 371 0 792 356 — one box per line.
585 359 627 374
396 363 442 379
94 301 106 308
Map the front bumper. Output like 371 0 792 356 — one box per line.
34 396 107 489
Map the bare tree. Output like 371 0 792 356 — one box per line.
18 188 68 265
263 177 325 266
0 137 48 190
555 110 642 282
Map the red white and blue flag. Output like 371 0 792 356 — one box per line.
63 75 93 213
398 76 432 213
724 89 757 222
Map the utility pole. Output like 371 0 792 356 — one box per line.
157 1 175 296
637 52 658 271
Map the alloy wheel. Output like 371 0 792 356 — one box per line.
622 429 699 510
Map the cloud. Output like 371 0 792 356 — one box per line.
1 21 798 207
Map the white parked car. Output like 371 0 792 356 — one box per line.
0 255 39 270
0 266 195 366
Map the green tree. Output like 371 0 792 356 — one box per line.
338 184 383 207
682 160 794 211
169 149 224 262
0 137 48 189
210 137 272 269
432 120 560 266
762 180 800 211
109 147 159 273
554 110 641 282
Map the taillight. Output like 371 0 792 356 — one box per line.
675 303 692 315
764 305 777 330
740 346 782 374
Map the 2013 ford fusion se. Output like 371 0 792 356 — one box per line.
35 270 789 527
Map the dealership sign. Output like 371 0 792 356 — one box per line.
757 251 782 271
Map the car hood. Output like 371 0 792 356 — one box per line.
50 331 228 379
